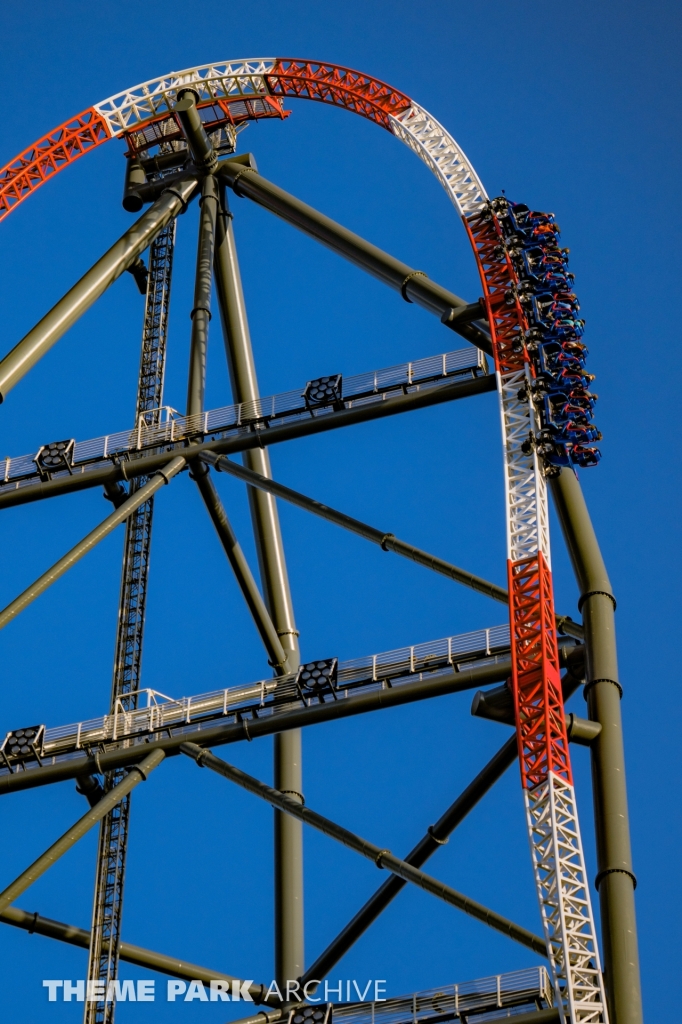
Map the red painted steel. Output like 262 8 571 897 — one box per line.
0 109 110 222
508 552 572 789
463 209 526 375
267 59 411 129
465 208 572 791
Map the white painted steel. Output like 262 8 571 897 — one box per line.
496 367 551 565
94 60 279 135
93 60 487 219
525 774 609 1023
389 104 487 216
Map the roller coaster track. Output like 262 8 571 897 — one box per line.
0 58 612 1024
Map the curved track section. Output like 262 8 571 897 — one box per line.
0 58 486 220
0 58 604 1024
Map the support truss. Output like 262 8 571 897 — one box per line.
84 222 175 1024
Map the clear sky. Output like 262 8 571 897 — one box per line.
0 1 679 1022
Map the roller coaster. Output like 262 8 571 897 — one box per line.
0 59 641 1024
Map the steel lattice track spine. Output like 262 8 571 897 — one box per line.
465 208 607 1024
84 222 175 1024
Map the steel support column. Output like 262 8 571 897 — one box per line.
181 743 545 955
0 751 164 915
186 175 219 418
191 461 288 672
0 179 197 402
0 456 186 631
217 161 492 356
0 905 277 1001
205 453 583 640
213 186 303 984
550 468 642 1024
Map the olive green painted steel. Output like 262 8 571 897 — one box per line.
192 461 288 671
0 750 164 915
205 453 583 641
0 374 495 512
213 186 304 985
550 467 642 1024
302 735 518 987
0 456 186 631
205 452 507 602
301 662 585 987
0 179 198 402
0 654 516 796
181 742 546 957
0 905 277 1003
218 161 492 356
175 92 218 174
186 175 219 417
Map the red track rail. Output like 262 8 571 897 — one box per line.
0 109 110 221
267 59 411 129
465 208 572 791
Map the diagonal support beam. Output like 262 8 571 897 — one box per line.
218 160 492 356
204 453 583 641
0 179 198 402
0 750 164 915
180 742 546 956
0 905 278 1003
301 664 585 985
191 460 288 672
0 456 186 631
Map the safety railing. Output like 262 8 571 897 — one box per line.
333 967 553 1024
0 346 487 490
1 622 510 772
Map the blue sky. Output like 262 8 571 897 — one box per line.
0 1 679 1021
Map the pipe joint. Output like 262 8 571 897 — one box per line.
380 533 395 551
374 849 390 869
583 677 623 700
400 271 427 302
190 306 212 321
578 588 617 612
280 790 305 805
229 167 257 198
594 866 637 891
427 826 449 846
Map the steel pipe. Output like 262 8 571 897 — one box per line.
175 92 218 174
186 175 219 417
550 467 642 1024
191 461 289 672
204 453 583 641
0 373 495 512
0 750 164 915
181 742 546 957
0 655 517 796
214 186 304 984
0 905 277 1002
218 161 492 356
0 179 197 402
0 456 186 631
